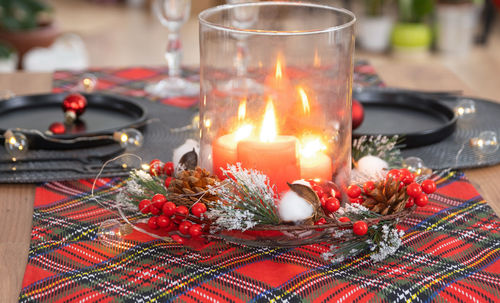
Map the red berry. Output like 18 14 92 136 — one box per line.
338 216 351 223
152 193 167 209
138 199 151 214
189 224 203 237
157 215 171 228
400 168 415 185
353 221 368 236
406 182 423 198
191 203 207 217
386 169 401 182
347 185 361 198
350 198 364 204
162 202 177 217
164 177 173 188
150 206 160 215
405 197 415 208
178 221 192 235
363 181 375 194
148 216 159 229
175 205 189 217
164 162 174 176
171 234 185 245
312 185 325 198
324 197 340 213
421 179 437 194
149 159 163 176
415 193 429 207
314 218 327 231
48 122 66 135
306 179 317 187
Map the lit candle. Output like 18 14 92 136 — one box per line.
237 98 300 192
299 137 332 181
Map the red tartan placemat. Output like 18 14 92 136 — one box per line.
19 63 500 302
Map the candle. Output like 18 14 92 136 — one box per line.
212 124 253 179
237 98 300 192
299 137 332 181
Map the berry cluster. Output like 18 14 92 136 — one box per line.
140 193 207 244
347 168 437 209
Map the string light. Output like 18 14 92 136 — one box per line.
97 219 133 248
454 99 476 121
470 131 499 154
402 156 432 177
77 73 98 93
3 130 29 159
113 128 144 151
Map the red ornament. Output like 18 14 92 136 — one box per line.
178 221 193 235
62 93 87 123
346 185 361 198
421 180 437 194
164 162 174 176
363 181 375 194
148 216 159 230
415 193 429 207
164 177 173 188
353 221 368 236
162 202 176 217
189 224 203 237
352 99 364 130
406 182 423 198
48 122 66 135
149 159 163 176
312 185 325 199
191 203 207 217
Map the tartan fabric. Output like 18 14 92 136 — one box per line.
19 64 500 302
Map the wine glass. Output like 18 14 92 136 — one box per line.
221 0 263 95
146 0 199 98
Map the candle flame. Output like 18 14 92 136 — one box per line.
260 97 277 143
275 57 283 80
238 98 247 121
235 124 253 142
298 87 310 115
300 137 327 158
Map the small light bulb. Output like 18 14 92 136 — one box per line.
78 73 98 93
454 99 476 121
113 128 143 150
470 131 498 154
4 130 28 158
402 156 431 177
97 219 125 247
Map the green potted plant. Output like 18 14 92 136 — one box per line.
391 0 434 57
0 0 59 67
436 0 481 55
358 0 395 52
0 40 17 72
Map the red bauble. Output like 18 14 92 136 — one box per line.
164 177 173 188
352 99 365 130
149 159 163 176
62 93 87 120
164 162 174 176
48 122 66 135
353 221 368 236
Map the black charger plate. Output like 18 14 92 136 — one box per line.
353 90 457 148
0 93 147 149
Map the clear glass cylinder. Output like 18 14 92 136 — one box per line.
199 2 356 193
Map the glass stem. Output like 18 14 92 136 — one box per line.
165 31 182 77
234 40 249 77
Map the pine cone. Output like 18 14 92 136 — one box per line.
167 167 219 207
361 178 408 215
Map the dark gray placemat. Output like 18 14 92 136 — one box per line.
0 97 197 183
402 96 500 170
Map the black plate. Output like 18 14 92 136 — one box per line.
353 90 457 148
0 93 147 149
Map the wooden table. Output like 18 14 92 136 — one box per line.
1 60 500 302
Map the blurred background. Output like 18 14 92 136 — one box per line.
0 0 498 84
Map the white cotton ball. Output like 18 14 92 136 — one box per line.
357 155 388 178
173 139 200 169
278 191 314 222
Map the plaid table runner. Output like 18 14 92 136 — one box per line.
19 64 500 302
